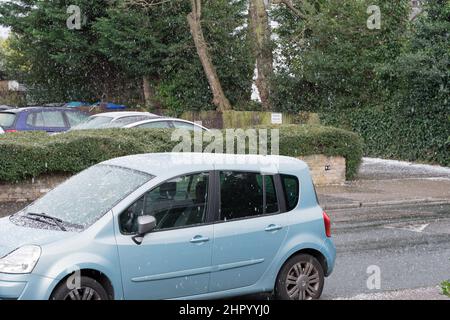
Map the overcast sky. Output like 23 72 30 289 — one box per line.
0 0 10 39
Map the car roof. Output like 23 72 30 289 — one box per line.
103 153 308 179
0 106 79 113
124 118 209 130
91 112 159 119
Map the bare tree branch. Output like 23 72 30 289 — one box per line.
123 0 171 9
272 0 306 19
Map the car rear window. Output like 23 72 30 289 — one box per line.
0 112 16 127
281 175 300 211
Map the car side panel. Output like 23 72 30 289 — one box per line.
30 212 124 300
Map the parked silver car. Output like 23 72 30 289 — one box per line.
71 111 208 132
70 112 158 130
121 118 208 132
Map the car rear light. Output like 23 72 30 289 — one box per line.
5 129 17 133
323 211 331 238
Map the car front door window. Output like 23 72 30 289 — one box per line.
120 172 209 234
116 171 213 299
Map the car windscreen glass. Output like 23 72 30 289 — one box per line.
0 112 16 127
106 116 154 128
136 121 171 129
71 116 113 130
15 165 153 228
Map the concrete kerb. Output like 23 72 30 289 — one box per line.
322 198 450 211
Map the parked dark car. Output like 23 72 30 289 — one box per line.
0 107 89 133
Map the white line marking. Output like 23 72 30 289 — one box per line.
384 223 430 233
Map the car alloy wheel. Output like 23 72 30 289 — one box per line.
285 261 321 300
63 287 102 300
275 254 325 300
50 276 110 300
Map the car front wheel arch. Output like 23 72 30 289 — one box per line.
50 269 114 300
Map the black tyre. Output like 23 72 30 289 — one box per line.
275 254 325 300
50 276 109 300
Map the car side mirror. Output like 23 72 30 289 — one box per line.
132 216 156 245
138 215 156 235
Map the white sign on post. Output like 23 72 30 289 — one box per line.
271 113 283 125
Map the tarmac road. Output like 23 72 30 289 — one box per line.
322 202 450 299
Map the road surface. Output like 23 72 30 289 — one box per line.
323 202 450 299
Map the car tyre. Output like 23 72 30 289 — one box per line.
50 276 109 300
275 254 324 300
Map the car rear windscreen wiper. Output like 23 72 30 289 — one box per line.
24 212 67 231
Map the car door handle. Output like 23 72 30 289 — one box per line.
265 224 283 232
190 235 210 244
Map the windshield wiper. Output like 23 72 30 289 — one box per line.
24 212 67 232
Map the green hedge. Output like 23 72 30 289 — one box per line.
321 107 450 167
0 125 364 183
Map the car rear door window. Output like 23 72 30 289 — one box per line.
26 112 44 127
34 112 44 126
120 172 210 234
219 171 279 221
281 175 300 211
42 111 65 127
0 112 16 127
26 113 34 126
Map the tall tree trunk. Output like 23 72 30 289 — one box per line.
187 0 232 111
249 0 273 111
142 76 151 108
142 75 158 111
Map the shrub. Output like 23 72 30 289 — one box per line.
0 125 364 183
321 107 450 167
443 280 450 297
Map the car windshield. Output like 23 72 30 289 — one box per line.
71 116 113 130
0 112 16 127
15 165 153 229
105 116 154 128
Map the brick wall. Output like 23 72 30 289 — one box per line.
0 174 70 203
0 154 346 202
298 155 346 186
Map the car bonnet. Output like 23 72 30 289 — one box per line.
0 216 76 258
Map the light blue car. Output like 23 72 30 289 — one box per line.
0 153 335 300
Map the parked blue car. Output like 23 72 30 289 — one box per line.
0 153 335 300
0 107 89 133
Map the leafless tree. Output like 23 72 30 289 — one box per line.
125 0 232 111
187 0 231 111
